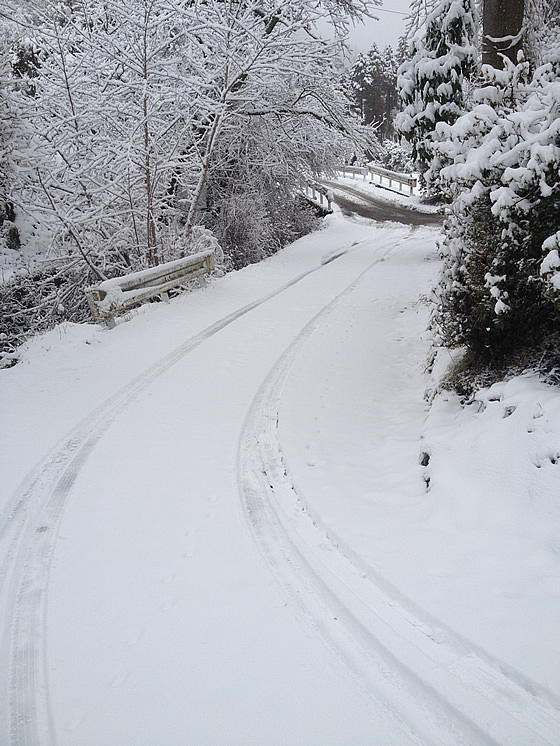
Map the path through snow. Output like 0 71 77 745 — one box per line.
1 202 559 745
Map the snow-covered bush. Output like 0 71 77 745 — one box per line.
396 0 478 197
434 56 560 364
379 140 414 173
0 263 94 365
209 190 319 271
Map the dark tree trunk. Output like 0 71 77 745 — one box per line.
482 0 525 68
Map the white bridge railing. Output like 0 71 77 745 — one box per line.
303 179 333 212
85 249 215 328
338 164 417 196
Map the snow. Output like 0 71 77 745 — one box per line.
96 250 216 293
1 210 560 744
334 172 436 206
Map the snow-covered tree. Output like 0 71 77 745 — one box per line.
524 0 560 67
434 55 560 366
349 43 398 137
0 19 24 263
5 0 376 276
395 0 560 381
396 0 478 196
404 0 439 39
0 0 378 355
204 68 357 268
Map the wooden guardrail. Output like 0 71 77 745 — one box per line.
338 164 417 196
84 249 215 328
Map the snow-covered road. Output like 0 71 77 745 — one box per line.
322 178 443 225
2 202 560 745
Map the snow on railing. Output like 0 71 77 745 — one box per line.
302 179 333 212
338 164 368 181
338 164 417 196
84 249 215 328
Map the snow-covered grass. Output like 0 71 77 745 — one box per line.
1 212 559 744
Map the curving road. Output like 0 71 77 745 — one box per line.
0 223 414 745
1 200 558 745
321 178 443 226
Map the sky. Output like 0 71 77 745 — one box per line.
346 0 411 52
315 0 410 61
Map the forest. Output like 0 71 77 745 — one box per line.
0 0 378 357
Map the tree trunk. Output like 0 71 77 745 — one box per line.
482 0 525 68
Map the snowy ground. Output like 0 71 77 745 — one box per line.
1 205 560 745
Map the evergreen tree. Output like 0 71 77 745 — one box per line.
380 45 399 136
397 0 560 385
434 55 560 372
396 0 478 196
349 43 398 138
524 0 560 66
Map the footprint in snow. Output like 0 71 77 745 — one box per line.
161 597 176 612
110 670 129 688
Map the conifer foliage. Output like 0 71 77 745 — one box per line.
397 0 560 383
348 44 398 138
396 0 478 196
434 56 560 366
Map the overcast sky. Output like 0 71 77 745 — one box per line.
346 0 410 52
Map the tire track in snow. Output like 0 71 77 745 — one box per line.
238 246 560 745
0 240 365 746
